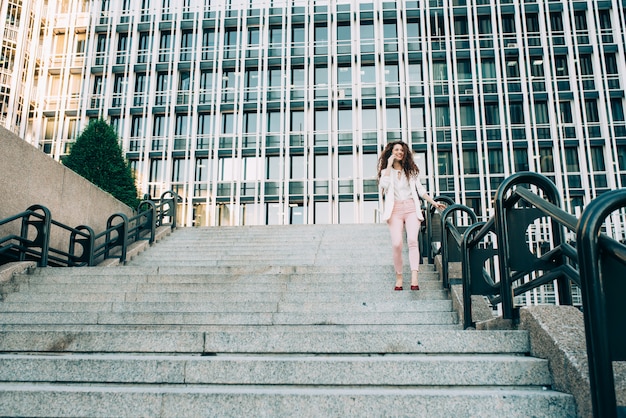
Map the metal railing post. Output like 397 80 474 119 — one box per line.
493 172 563 321
20 205 51 267
577 189 626 418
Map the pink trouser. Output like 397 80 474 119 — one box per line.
387 199 421 274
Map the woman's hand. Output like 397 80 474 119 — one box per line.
433 202 446 211
387 154 395 168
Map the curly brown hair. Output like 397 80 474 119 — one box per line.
377 141 420 180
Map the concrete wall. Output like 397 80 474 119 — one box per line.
0 126 134 252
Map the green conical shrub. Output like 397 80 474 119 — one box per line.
63 119 140 208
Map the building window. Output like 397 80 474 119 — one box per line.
590 146 607 188
337 65 352 85
539 147 555 172
463 150 479 174
337 22 351 54
564 146 582 188
178 71 190 105
290 155 305 179
194 158 208 197
585 99 599 123
291 110 305 132
180 30 194 61
137 32 151 63
488 149 504 174
202 29 215 60
362 108 377 131
509 103 524 125
482 103 499 125
611 99 625 121
131 115 144 137
116 33 128 64
155 72 170 105
459 104 476 126
291 67 305 99
386 107 401 130
153 115 167 137
266 155 280 180
112 74 126 107
514 149 529 172
383 21 398 52
159 31 172 62
532 102 548 125
174 114 189 150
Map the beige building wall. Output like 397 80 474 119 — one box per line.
0 126 134 253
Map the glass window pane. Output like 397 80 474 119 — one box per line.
460 104 475 126
539 147 554 172
338 109 352 131
591 147 606 171
267 112 281 132
488 149 504 173
291 155 305 178
514 149 529 171
315 154 329 178
361 64 376 83
438 151 453 175
266 155 280 179
386 108 401 129
291 111 304 131
338 154 353 178
315 110 328 130
565 147 580 171
338 66 352 84
362 108 377 130
463 150 479 174
337 24 351 41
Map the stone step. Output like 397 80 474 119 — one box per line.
3 289 450 303
127 259 397 267
0 299 453 313
6 280 444 295
22 263 435 274
0 384 576 417
0 353 552 386
15 269 439 284
0 224 578 417
0 310 459 326
0 327 528 354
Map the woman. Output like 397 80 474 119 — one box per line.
378 141 446 291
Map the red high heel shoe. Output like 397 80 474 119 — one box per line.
410 284 420 291
394 286 403 291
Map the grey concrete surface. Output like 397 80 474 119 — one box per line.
0 126 133 252
0 224 578 416
519 305 626 418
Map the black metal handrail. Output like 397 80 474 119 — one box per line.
577 189 626 418
441 172 580 329
0 205 51 266
424 195 455 264
0 191 179 267
439 204 478 289
438 172 626 416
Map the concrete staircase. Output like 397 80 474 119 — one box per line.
0 224 576 417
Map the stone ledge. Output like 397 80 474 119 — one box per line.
0 262 36 301
433 254 624 417
519 305 588 417
434 256 494 328
517 305 625 418
0 262 36 284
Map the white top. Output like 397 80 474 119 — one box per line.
379 170 428 222
391 169 413 201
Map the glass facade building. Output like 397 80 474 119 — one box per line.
2 0 626 228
